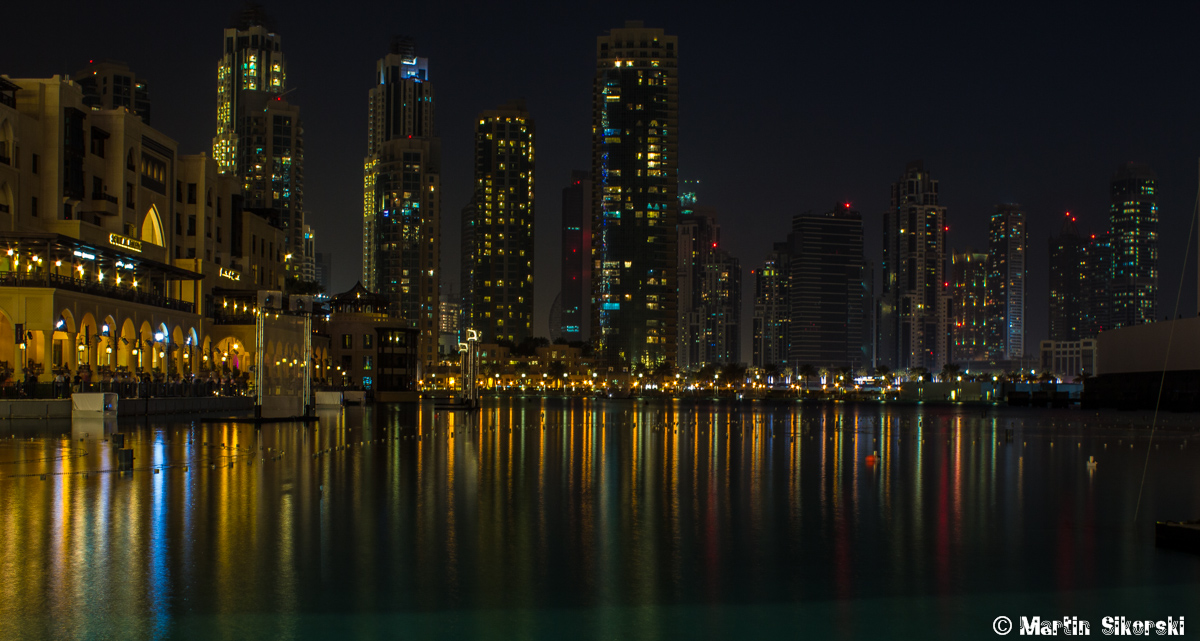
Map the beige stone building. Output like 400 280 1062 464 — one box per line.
0 72 310 386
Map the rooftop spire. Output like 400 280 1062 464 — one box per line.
232 2 273 30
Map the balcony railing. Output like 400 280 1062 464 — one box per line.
211 312 256 325
0 272 194 313
91 192 118 204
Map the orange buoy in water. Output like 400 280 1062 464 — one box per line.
866 451 878 465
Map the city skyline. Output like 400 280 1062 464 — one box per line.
7 3 1200 361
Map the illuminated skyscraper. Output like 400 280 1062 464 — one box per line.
1047 213 1084 342
788 205 867 371
752 243 790 370
1082 230 1113 336
462 100 535 343
591 21 678 369
1109 162 1158 328
678 205 739 368
677 207 718 369
951 250 988 362
880 161 950 371
560 171 591 342
986 203 1026 359
212 8 306 271
362 38 440 366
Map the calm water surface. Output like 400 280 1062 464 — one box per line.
2 399 1199 640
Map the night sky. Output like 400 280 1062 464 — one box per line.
7 2 1200 358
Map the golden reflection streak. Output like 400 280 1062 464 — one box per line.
446 407 458 595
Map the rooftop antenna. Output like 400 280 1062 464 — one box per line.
233 2 273 31
390 35 416 59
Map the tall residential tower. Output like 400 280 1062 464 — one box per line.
211 8 306 272
591 21 678 369
985 203 1027 360
880 161 950 372
950 250 988 363
560 171 592 342
462 100 535 343
788 205 867 371
362 38 441 366
1109 162 1158 328
752 242 790 370
1047 213 1084 341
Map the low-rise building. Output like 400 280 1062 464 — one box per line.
327 282 418 400
1039 339 1097 381
0 72 293 387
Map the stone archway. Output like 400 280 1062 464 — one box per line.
52 309 76 373
78 312 98 373
118 318 137 371
99 315 117 371
0 303 15 385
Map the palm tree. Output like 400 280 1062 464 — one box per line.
763 363 780 382
908 366 929 382
798 364 817 390
941 362 961 383
720 362 747 387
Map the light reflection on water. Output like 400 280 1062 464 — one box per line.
0 400 1199 640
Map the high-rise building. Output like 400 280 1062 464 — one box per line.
212 8 306 273
752 242 789 370
560 170 591 342
462 100 534 343
985 203 1027 360
438 291 462 356
1047 213 1084 342
72 60 151 124
677 206 719 369
788 205 867 371
702 249 741 365
213 6 287 174
301 224 315 283
951 250 988 363
591 21 678 369
460 200 475 333
1109 162 1158 328
362 38 440 366
1082 230 1113 337
880 161 950 372
314 251 333 296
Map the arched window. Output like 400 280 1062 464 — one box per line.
141 204 165 246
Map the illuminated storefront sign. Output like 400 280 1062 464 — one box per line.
219 267 241 281
109 233 143 253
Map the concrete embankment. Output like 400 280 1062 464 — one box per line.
0 396 254 420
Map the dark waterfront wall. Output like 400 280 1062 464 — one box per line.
1084 370 1200 411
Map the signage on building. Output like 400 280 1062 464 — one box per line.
220 268 241 282
109 233 142 253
